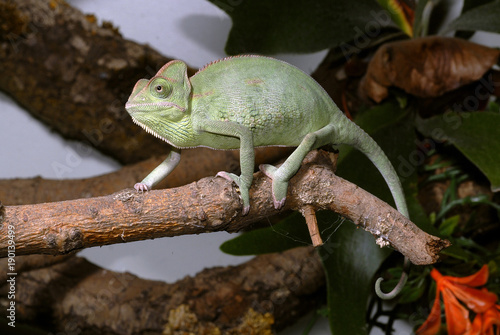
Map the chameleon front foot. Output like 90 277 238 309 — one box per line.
216 171 251 215
259 164 288 210
134 182 151 192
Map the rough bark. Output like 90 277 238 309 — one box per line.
0 150 449 265
0 247 325 334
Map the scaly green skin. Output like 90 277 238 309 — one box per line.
125 55 409 298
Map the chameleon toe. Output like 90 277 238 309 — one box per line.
271 181 288 209
259 164 277 179
134 183 150 192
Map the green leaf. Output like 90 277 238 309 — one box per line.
412 0 435 37
416 111 500 192
208 0 386 54
220 212 310 255
454 0 493 38
462 0 495 13
443 0 500 34
318 213 390 335
438 215 461 236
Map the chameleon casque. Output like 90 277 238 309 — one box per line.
125 55 409 298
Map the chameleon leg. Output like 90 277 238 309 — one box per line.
260 124 335 209
198 120 255 215
135 147 181 191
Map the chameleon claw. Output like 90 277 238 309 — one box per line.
242 205 250 216
259 164 277 178
273 196 287 210
134 183 150 192
216 171 251 215
259 164 288 210
216 171 236 182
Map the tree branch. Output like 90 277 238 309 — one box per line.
0 150 450 265
0 247 325 334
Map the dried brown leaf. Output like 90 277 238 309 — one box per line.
360 36 500 102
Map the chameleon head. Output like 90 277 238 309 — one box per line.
125 60 192 141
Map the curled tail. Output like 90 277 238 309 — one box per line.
338 118 410 300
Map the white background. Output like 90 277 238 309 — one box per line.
3 0 497 334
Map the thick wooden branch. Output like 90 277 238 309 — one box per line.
0 150 450 265
0 247 325 334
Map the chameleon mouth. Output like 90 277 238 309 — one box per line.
125 101 185 112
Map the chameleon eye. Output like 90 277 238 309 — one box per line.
150 78 172 99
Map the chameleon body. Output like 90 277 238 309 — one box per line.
125 55 409 298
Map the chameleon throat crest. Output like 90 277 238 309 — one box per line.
131 115 197 148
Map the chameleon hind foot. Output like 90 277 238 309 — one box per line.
216 171 251 215
259 164 288 209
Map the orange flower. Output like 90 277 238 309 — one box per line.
468 303 500 335
417 265 498 335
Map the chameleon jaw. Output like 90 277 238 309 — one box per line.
128 110 198 150
130 116 171 144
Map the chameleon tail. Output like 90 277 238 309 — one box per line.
338 118 410 300
376 256 410 299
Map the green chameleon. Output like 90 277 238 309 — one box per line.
125 55 409 299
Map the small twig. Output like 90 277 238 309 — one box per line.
301 205 323 247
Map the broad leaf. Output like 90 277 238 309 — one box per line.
416 111 500 192
412 0 431 37
454 0 493 38
208 0 386 54
318 213 390 335
462 0 495 13
444 1 500 34
220 212 310 255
